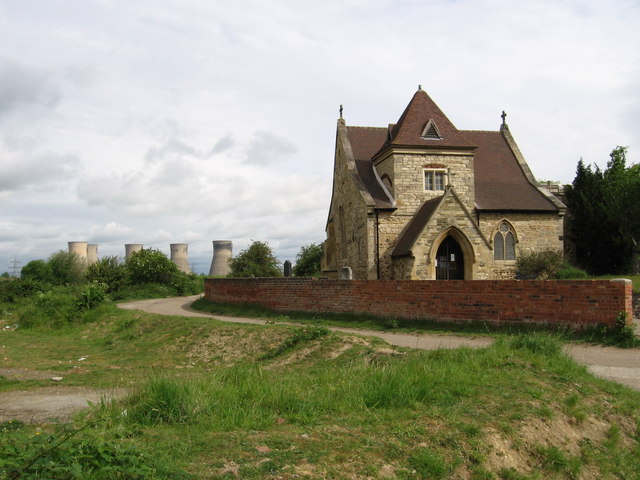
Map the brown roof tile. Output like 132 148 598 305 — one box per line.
466 130 557 211
391 196 443 256
383 89 474 150
343 90 558 213
347 126 394 209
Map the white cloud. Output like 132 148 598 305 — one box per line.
0 0 638 272
0 150 82 191
0 59 61 117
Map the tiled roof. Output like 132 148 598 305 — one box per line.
465 130 557 211
382 89 475 150
343 90 558 213
391 196 443 256
347 126 395 209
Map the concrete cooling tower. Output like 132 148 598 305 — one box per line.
170 243 191 274
209 240 232 276
68 242 88 260
87 244 99 265
124 244 143 260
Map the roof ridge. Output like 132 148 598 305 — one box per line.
462 129 499 133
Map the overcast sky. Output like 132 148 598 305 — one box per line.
1 0 638 274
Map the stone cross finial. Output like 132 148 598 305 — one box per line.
339 104 343 119
418 84 422 90
501 110 507 126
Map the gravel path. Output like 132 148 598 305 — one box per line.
119 295 640 391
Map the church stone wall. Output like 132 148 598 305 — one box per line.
324 129 375 280
377 151 475 214
409 195 492 280
479 212 563 279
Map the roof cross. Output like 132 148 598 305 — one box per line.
339 104 343 119
501 110 507 126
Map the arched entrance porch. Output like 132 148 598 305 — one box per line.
430 228 475 280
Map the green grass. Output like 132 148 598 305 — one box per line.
1 289 640 479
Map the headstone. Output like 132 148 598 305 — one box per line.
340 266 352 280
283 260 292 277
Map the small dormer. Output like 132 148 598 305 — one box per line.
420 119 442 140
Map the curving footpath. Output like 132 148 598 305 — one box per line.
118 295 640 391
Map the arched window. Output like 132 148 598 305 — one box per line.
494 222 516 260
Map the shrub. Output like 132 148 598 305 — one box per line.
594 312 639 348
75 282 108 310
20 259 51 283
87 255 127 293
293 242 324 277
228 240 282 277
18 288 78 328
0 278 48 303
515 250 564 279
125 248 189 286
48 251 87 285
555 265 589 279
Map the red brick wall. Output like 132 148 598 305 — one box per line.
204 278 633 329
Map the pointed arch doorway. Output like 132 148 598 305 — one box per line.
435 236 464 280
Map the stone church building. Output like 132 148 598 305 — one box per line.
323 88 566 280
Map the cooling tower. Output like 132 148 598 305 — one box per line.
68 241 88 260
125 244 143 260
170 243 191 274
209 240 232 276
87 244 99 265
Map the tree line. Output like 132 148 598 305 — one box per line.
565 146 639 275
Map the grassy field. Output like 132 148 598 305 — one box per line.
1 298 640 479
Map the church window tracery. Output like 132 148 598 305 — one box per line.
494 222 516 260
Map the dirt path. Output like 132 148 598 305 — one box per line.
120 295 640 391
0 386 123 424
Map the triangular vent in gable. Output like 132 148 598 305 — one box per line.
421 119 442 140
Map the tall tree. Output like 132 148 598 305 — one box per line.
565 146 639 274
293 242 324 277
228 241 282 277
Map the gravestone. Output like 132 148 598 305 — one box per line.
283 260 292 277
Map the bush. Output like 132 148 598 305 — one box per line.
48 251 87 285
75 282 108 310
555 265 589 279
20 259 51 282
228 241 282 277
18 288 79 328
0 278 48 303
515 250 564 279
87 255 127 293
293 242 324 277
126 249 180 285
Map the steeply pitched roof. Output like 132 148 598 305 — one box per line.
381 89 475 150
346 126 394 209
391 195 443 256
466 130 558 211
342 89 559 213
